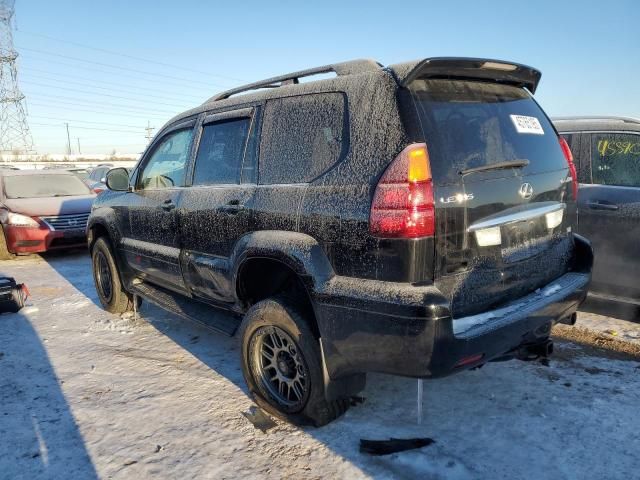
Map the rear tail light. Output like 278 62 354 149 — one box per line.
559 137 578 200
370 143 435 238
93 187 105 194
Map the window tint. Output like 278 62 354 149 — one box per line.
408 80 566 183
259 93 346 184
139 128 192 189
193 118 250 185
591 133 640 187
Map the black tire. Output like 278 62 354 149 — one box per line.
91 237 137 313
0 227 15 261
238 297 349 427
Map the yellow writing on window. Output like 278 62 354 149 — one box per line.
597 139 640 157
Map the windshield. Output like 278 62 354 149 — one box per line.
407 79 565 183
3 174 91 199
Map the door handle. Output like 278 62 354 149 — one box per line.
586 200 619 211
220 200 244 214
161 199 176 211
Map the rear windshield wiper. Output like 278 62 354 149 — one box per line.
459 159 529 176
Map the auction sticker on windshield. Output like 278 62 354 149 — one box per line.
510 114 544 135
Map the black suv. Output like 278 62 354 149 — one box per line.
89 58 593 426
554 116 640 304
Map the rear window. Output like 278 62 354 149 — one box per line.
259 93 347 184
4 174 91 199
407 79 565 183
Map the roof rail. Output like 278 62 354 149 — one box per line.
206 59 381 103
553 116 640 125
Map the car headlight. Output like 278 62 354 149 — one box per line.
6 212 41 228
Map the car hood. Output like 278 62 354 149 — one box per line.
2 195 95 217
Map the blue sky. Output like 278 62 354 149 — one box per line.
12 0 640 154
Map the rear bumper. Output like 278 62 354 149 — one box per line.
4 225 87 254
314 234 593 379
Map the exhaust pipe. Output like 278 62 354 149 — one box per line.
558 312 578 326
516 339 554 361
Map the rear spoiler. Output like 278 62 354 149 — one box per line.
390 57 542 94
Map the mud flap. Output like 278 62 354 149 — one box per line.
320 338 366 401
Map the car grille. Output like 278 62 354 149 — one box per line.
40 213 90 231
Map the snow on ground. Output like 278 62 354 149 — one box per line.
1 252 639 480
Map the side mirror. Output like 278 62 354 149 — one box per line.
105 167 130 191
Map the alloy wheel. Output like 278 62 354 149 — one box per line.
250 325 310 411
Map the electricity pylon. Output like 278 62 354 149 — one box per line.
0 0 33 153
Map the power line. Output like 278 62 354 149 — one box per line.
22 67 205 102
21 79 191 109
29 101 170 120
17 30 244 83
27 93 179 115
0 0 33 152
18 46 230 89
29 122 147 134
21 60 215 96
35 143 144 149
27 114 151 129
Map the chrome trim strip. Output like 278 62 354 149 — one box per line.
467 203 566 232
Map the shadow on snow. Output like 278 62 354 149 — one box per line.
0 307 98 479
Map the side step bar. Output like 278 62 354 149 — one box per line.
130 281 239 336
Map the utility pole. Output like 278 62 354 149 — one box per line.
0 0 33 155
145 121 155 144
76 137 81 155
65 122 71 155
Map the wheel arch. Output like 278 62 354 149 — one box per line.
231 231 335 339
87 215 132 289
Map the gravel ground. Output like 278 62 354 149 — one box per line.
1 252 639 480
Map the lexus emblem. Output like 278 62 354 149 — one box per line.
518 183 534 200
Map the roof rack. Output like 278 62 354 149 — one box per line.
206 59 381 103
553 116 640 125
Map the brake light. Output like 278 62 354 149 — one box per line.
93 187 105 194
559 137 578 200
370 143 435 238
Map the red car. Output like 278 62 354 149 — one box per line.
0 170 95 259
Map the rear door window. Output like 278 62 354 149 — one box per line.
591 133 640 187
259 93 347 184
407 79 565 184
193 118 251 185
